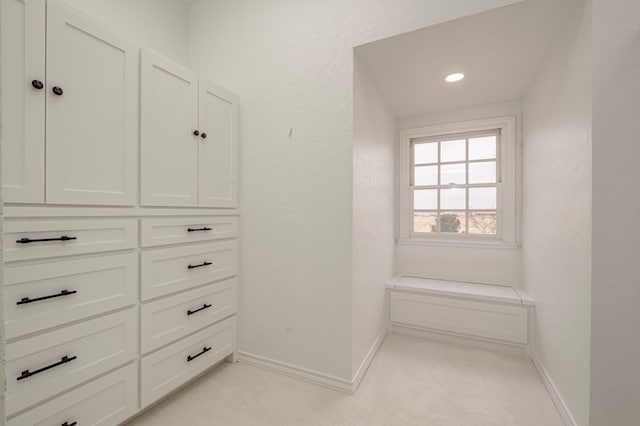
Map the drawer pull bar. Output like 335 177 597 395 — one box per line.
187 346 211 362
17 289 77 305
188 261 213 270
16 235 76 244
17 355 77 381
62 421 77 426
188 227 212 232
187 303 213 316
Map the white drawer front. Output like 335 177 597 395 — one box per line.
6 309 137 415
8 363 138 426
390 292 527 344
140 216 237 247
141 278 236 354
4 219 137 262
141 241 237 301
5 253 137 339
141 316 236 408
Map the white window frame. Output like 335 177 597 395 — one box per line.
398 116 517 249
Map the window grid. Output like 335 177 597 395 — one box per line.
410 130 500 236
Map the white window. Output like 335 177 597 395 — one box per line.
398 117 517 248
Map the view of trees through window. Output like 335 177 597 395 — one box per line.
411 131 499 236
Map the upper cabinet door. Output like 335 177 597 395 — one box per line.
198 80 238 208
141 50 199 207
45 1 137 206
1 0 46 204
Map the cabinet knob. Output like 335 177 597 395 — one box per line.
31 80 44 90
193 130 200 136
52 86 64 96
201 132 207 139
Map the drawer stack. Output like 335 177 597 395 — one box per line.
4 219 139 425
139 217 238 408
2 1 241 423
3 216 240 425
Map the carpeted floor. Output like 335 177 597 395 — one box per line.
128 333 562 426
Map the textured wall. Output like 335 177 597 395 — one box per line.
522 2 591 424
352 58 395 378
591 0 640 424
60 0 189 64
396 101 523 287
187 0 520 379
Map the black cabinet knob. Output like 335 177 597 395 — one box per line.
193 130 200 136
31 80 44 90
201 133 207 139
52 86 63 96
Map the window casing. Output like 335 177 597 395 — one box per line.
398 117 517 248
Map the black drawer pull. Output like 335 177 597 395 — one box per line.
188 227 212 232
187 261 212 270
187 303 212 316
16 235 76 244
187 347 211 362
17 355 77 381
17 289 77 306
62 421 77 426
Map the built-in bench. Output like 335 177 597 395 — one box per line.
387 275 534 351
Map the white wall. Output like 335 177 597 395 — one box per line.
187 0 521 380
591 0 640 424
352 58 395 378
60 0 189 64
396 101 522 286
522 3 591 425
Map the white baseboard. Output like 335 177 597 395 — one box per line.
238 328 387 394
237 351 354 393
530 350 577 426
351 328 387 392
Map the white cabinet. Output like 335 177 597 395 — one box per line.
198 80 238 208
141 278 236 354
141 49 238 208
8 363 138 426
140 240 237 301
3 218 138 262
45 1 137 205
6 309 137 415
140 216 238 247
0 0 46 203
2 1 240 424
0 0 138 206
140 317 236 408
140 50 199 206
5 253 138 339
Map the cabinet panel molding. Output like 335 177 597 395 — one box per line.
4 253 138 339
5 309 137 416
198 79 239 208
45 1 138 205
141 49 199 207
1 0 46 203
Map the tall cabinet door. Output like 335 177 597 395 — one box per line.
45 1 137 206
1 0 46 203
198 79 238 208
141 50 199 207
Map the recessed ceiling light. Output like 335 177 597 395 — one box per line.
445 73 465 83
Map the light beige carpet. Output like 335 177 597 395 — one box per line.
128 334 562 426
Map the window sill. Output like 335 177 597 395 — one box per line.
396 237 519 250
